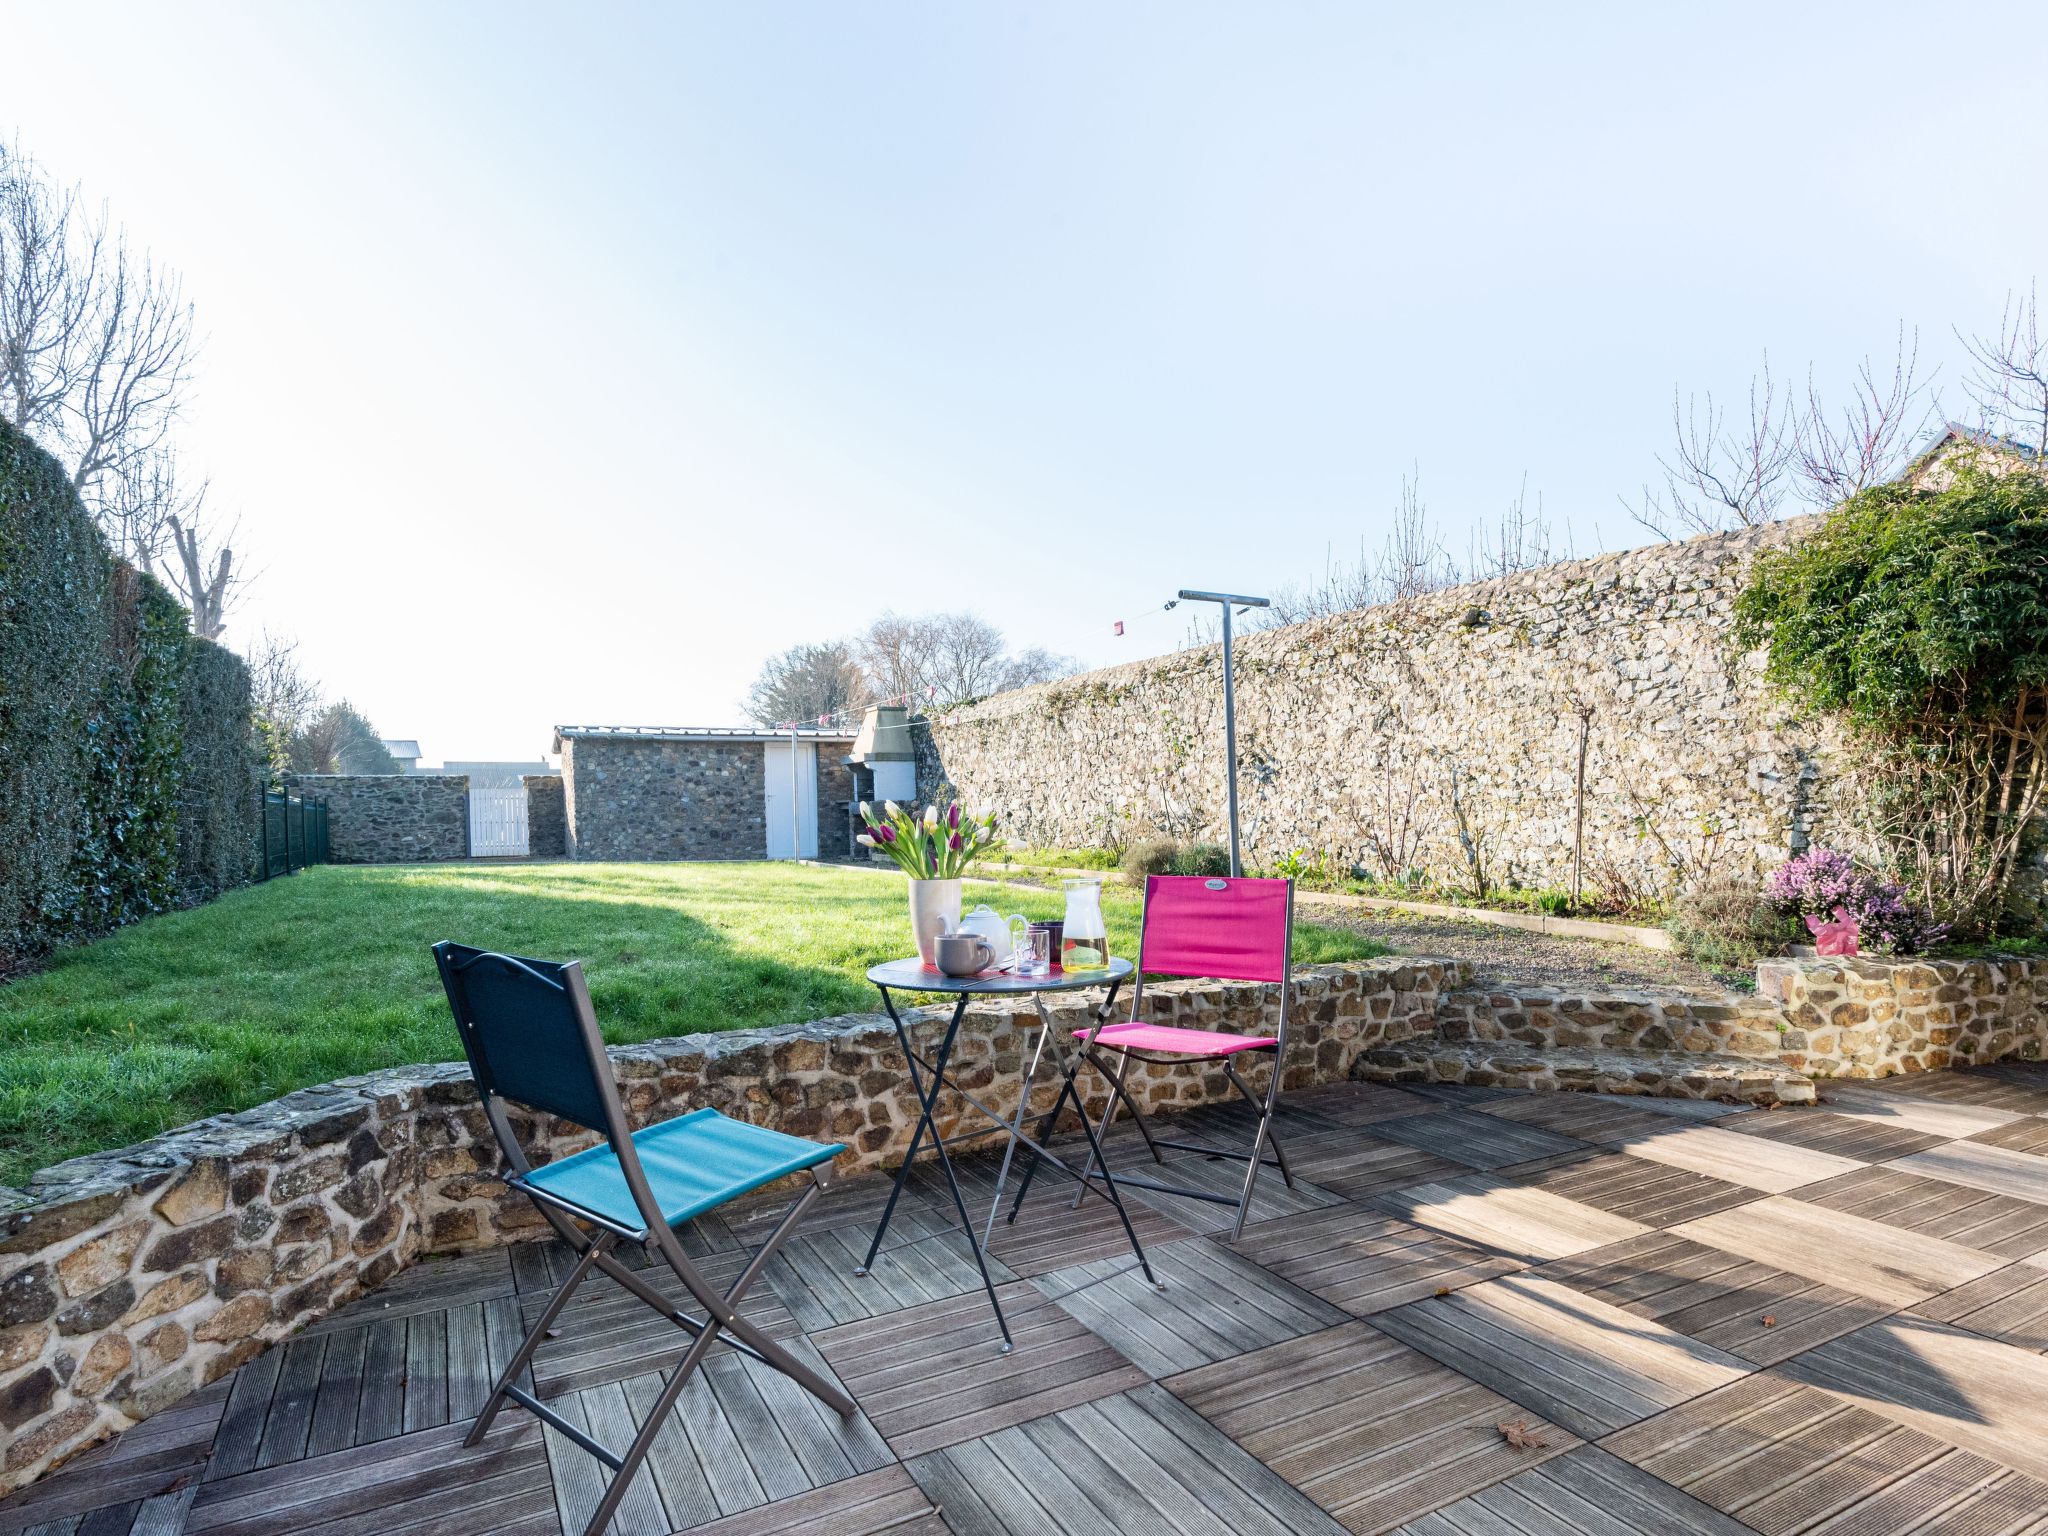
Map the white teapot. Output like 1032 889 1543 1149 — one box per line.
958 904 1026 963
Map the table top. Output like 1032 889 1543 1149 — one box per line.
866 956 1134 995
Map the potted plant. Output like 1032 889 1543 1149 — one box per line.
858 800 1000 963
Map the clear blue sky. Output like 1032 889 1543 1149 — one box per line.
4 2 2042 758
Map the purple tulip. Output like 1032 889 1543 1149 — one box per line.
948 832 962 851
875 824 897 844
946 802 961 829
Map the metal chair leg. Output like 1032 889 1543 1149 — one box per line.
465 1229 614 1447
1223 1055 1295 1188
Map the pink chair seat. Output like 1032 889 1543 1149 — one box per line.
1075 1022 1278 1058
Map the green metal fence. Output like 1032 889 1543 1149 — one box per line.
259 790 330 879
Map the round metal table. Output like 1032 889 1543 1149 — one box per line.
857 957 1154 1349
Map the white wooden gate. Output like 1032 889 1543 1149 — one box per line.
469 785 529 856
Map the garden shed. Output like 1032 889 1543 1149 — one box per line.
552 724 858 860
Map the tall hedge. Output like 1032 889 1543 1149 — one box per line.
0 418 259 970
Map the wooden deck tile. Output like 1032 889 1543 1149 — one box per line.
1484 1093 1745 1134
1603 1369 2048 1534
1607 1121 1866 1192
1515 1151 1758 1229
301 1248 518 1335
1371 1110 1591 1172
903 1147 1199 1277
1372 1175 1651 1264
680 1464 942 1534
1536 1231 1892 1366
1672 1195 2005 1308
1917 1254 2048 1352
184 1416 555 1535
1277 1081 1447 1127
1168 1320 1580 1535
527 1249 803 1398
0 1383 225 1534
1288 1138 1470 1202
1230 1204 1524 1315
1371 1275 1752 1440
1780 1314 2048 1484
546 1338 893 1536
810 1281 1147 1457
1818 1082 2024 1141
1859 1068 2048 1117
1967 1117 2048 1157
1391 1445 1752 1535
765 1205 1019 1333
1795 1165 2048 1260
1724 1107 1949 1163
1112 1147 1349 1234
1034 1238 1346 1377
907 1382 1348 1536
1893 1139 2048 1205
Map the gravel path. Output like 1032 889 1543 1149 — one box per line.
1304 905 1739 998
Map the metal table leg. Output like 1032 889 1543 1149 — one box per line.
855 987 1017 1349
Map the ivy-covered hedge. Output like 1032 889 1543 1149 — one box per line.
0 419 259 970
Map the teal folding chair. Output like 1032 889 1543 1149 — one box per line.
433 941 855 1536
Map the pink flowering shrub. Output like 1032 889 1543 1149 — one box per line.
1763 848 1947 954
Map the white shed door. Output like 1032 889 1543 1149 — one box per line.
470 785 529 856
762 742 819 859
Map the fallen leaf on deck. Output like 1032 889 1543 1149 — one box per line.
1498 1419 1548 1450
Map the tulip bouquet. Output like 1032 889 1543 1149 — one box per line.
858 800 1000 878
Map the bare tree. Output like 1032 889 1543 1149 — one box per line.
0 139 222 622
856 612 941 707
1793 325 1937 504
63 240 194 499
1959 284 2048 459
1264 469 1462 628
1468 474 1563 581
246 630 319 778
745 640 867 728
1628 360 1794 538
0 138 100 435
999 645 1078 692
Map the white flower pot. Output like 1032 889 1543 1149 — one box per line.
907 878 962 965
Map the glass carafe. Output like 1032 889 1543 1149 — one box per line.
1061 877 1110 972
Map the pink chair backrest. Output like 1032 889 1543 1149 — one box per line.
1138 875 1291 984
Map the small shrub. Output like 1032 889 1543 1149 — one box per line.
1668 876 1795 971
1532 887 1574 917
1763 847 1947 954
1121 837 1180 881
1172 842 1231 877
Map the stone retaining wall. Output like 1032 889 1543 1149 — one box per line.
290 774 470 863
1758 955 2048 1076
6 949 2041 1495
0 959 1449 1493
525 774 567 859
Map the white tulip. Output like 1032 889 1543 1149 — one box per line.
856 834 877 847
884 801 902 818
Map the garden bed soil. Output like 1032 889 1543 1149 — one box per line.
1309 906 1739 997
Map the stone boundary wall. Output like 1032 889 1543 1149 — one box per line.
918 517 1860 899
525 774 567 858
4 950 2041 1495
290 775 470 864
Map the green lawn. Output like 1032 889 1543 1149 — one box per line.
0 861 1385 1187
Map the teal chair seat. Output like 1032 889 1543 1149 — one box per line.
523 1108 846 1233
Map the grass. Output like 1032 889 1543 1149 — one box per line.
0 861 1386 1187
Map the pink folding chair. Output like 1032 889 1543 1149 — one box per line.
1047 874 1298 1240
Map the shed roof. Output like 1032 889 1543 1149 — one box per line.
552 724 857 751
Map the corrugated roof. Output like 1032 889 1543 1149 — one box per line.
552 724 857 748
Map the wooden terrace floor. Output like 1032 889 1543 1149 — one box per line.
11 1063 2048 1535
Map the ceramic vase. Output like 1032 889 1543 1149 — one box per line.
907 878 962 965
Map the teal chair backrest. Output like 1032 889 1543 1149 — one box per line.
434 941 614 1134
